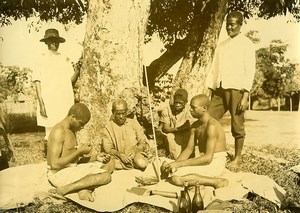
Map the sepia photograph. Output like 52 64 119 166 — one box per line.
0 0 300 212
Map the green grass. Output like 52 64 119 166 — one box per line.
4 132 300 213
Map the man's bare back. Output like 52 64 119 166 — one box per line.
194 118 226 154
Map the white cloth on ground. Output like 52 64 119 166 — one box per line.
47 161 105 187
171 151 227 177
0 157 286 211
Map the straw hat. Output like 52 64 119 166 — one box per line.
40 28 66 43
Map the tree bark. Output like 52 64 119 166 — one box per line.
289 96 292 111
172 0 228 98
77 0 150 149
145 38 188 90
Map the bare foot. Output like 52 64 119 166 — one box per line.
48 188 67 200
215 178 229 189
227 158 241 168
78 190 94 202
49 185 69 195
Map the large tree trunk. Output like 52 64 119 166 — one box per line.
145 38 188 90
289 95 292 111
77 0 150 148
172 0 228 97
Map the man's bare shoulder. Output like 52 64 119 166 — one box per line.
207 118 225 135
207 117 220 126
50 124 67 139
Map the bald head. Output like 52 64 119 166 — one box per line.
190 94 210 119
191 94 210 108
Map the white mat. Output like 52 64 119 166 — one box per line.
0 158 286 212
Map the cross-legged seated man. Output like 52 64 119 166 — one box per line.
47 103 114 202
102 99 150 171
161 95 228 188
160 88 195 159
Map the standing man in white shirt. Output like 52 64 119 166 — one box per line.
32 28 80 140
206 11 256 167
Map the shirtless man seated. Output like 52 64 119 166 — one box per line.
161 94 228 188
102 99 150 171
47 103 114 202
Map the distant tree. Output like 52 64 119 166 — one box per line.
282 63 300 111
256 40 298 111
0 63 34 102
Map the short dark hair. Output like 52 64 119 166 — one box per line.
227 11 243 25
112 99 127 112
174 88 188 102
68 103 91 123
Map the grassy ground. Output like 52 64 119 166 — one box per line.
3 110 300 213
3 130 300 213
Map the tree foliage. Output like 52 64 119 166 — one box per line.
0 63 35 102
146 0 300 45
255 40 298 99
0 0 88 26
1 0 299 41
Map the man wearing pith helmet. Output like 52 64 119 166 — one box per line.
32 28 80 141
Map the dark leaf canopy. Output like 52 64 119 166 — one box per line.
147 0 300 44
0 0 299 43
0 0 88 26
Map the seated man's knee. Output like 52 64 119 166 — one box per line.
101 173 112 184
133 152 149 171
170 175 184 186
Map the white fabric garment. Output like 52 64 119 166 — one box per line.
206 34 256 92
32 51 74 127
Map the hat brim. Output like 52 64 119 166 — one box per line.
40 37 66 43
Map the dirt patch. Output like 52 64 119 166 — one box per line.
220 110 300 150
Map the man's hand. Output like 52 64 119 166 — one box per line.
237 94 249 115
77 144 92 156
118 153 133 164
161 161 180 174
136 142 150 153
40 102 47 117
96 153 111 164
